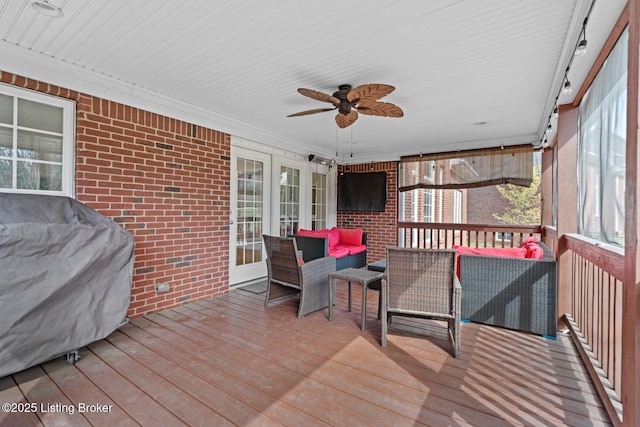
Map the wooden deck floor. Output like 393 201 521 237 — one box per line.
0 284 612 427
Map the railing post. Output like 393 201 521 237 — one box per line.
556 104 579 330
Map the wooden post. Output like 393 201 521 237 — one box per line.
540 145 554 234
623 0 640 425
555 104 578 328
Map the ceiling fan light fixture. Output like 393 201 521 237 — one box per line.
288 83 403 128
31 1 63 17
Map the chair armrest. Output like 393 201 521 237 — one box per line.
301 255 336 278
452 275 461 317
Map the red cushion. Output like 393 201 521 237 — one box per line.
335 227 363 246
333 244 367 255
524 243 544 259
347 244 367 255
519 236 537 248
297 228 328 238
453 246 527 258
453 245 527 278
328 246 349 259
297 228 339 251
327 227 340 250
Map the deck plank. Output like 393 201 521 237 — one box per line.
194 290 611 426
74 344 188 426
0 286 613 427
0 375 42 427
41 357 137 427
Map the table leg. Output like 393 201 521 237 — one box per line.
328 277 334 321
361 283 367 331
348 281 352 312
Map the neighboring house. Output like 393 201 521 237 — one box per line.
466 186 511 225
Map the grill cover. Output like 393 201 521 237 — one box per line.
0 194 133 378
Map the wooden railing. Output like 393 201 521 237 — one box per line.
397 222 542 249
563 234 625 424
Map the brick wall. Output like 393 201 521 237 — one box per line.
466 186 509 224
336 162 397 262
1 71 231 317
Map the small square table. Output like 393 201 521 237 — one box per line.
328 268 384 331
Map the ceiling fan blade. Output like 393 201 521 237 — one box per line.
297 88 340 105
356 101 404 118
335 110 358 128
347 83 396 103
287 108 335 117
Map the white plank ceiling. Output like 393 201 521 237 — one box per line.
0 0 627 163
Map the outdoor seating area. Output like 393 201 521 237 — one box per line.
0 286 612 426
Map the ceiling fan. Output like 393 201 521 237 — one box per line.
287 83 403 128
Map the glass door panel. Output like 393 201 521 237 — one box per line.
312 172 327 230
230 147 271 285
279 166 299 236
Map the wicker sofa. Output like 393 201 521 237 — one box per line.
294 228 367 270
458 241 557 337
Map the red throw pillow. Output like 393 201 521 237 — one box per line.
327 227 340 250
335 227 363 246
524 242 544 259
519 236 537 248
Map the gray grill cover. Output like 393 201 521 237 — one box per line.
0 194 133 378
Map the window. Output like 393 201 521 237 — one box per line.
453 190 462 223
578 27 627 246
495 232 512 242
311 172 327 230
279 166 300 236
423 189 434 222
0 84 74 196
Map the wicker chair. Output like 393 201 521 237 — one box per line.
263 235 336 318
381 247 462 359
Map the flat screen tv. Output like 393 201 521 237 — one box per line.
337 172 387 212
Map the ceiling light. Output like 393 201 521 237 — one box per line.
31 1 63 17
574 18 588 56
575 39 587 56
552 106 559 118
562 80 573 94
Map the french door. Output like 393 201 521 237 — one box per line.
229 147 271 285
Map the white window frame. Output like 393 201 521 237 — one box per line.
453 190 462 223
0 84 75 197
423 188 434 222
